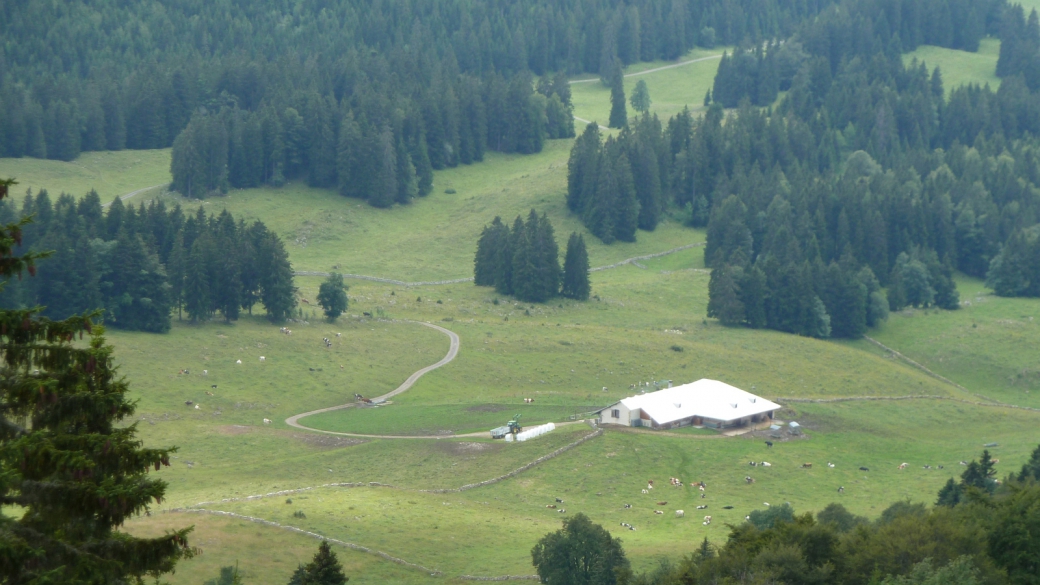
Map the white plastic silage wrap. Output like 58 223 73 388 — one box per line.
515 422 555 442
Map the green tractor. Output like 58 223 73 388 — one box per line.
490 414 523 439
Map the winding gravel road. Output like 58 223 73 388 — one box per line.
284 321 467 439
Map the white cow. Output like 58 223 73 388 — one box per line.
236 359 242 364
675 510 684 518
263 418 272 424
260 356 266 362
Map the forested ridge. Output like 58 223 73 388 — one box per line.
0 192 297 332
0 0 841 205
568 0 1040 338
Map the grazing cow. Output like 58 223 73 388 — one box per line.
301 298 310 304
260 356 265 362
765 441 773 447
642 489 649 494
623 504 632 509
827 462 835 468
722 506 734 510
801 463 813 468
206 391 214 396
236 360 242 364
676 510 684 518
336 333 341 337
654 510 663 515
698 485 705 492
656 501 668 506
938 465 944 469
647 483 654 490
859 467 870 471
546 504 556 509
558 509 566 513
838 486 844 493
898 463 908 470
185 400 193 406
761 462 772 467
992 459 1000 464
923 465 932 470
696 505 708 510
555 498 564 503
704 515 712 522
211 384 217 389
194 404 200 410
745 476 755 484
203 370 208 375
700 493 706 499
763 503 770 507
749 461 757 466
263 418 271 424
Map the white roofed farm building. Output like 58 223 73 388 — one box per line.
598 379 781 430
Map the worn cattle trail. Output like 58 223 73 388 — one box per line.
102 184 165 208
568 53 723 84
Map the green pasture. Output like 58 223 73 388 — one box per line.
860 276 1040 409
191 398 1039 581
570 48 725 125
126 513 435 585
0 148 170 204
903 37 1002 94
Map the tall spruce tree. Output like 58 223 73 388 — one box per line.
475 217 507 287
259 229 297 322
608 60 628 128
561 232 591 300
0 177 194 583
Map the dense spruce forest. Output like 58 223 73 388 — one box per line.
568 0 1040 339
0 192 296 332
0 0 842 202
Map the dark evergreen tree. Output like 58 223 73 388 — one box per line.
258 229 297 322
608 60 628 129
707 265 746 326
0 178 194 583
293 541 349 585
475 217 508 287
562 233 591 301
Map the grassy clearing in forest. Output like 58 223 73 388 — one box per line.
0 148 171 204
903 37 1002 93
569 48 725 125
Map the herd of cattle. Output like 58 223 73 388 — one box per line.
545 440 985 532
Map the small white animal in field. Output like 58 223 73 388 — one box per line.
194 404 200 410
641 489 649 494
336 333 341 337
236 360 242 364
761 462 772 467
675 510 684 518
260 356 265 362
263 418 272 424
203 370 208 375
764 503 770 507
827 462 835 468
654 510 663 515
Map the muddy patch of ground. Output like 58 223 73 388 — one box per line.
217 424 254 435
290 433 366 448
466 404 510 413
433 440 504 456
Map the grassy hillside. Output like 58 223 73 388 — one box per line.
4 45 1040 585
903 37 1002 93
0 148 170 203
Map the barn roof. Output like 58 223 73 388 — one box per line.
614 379 780 425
